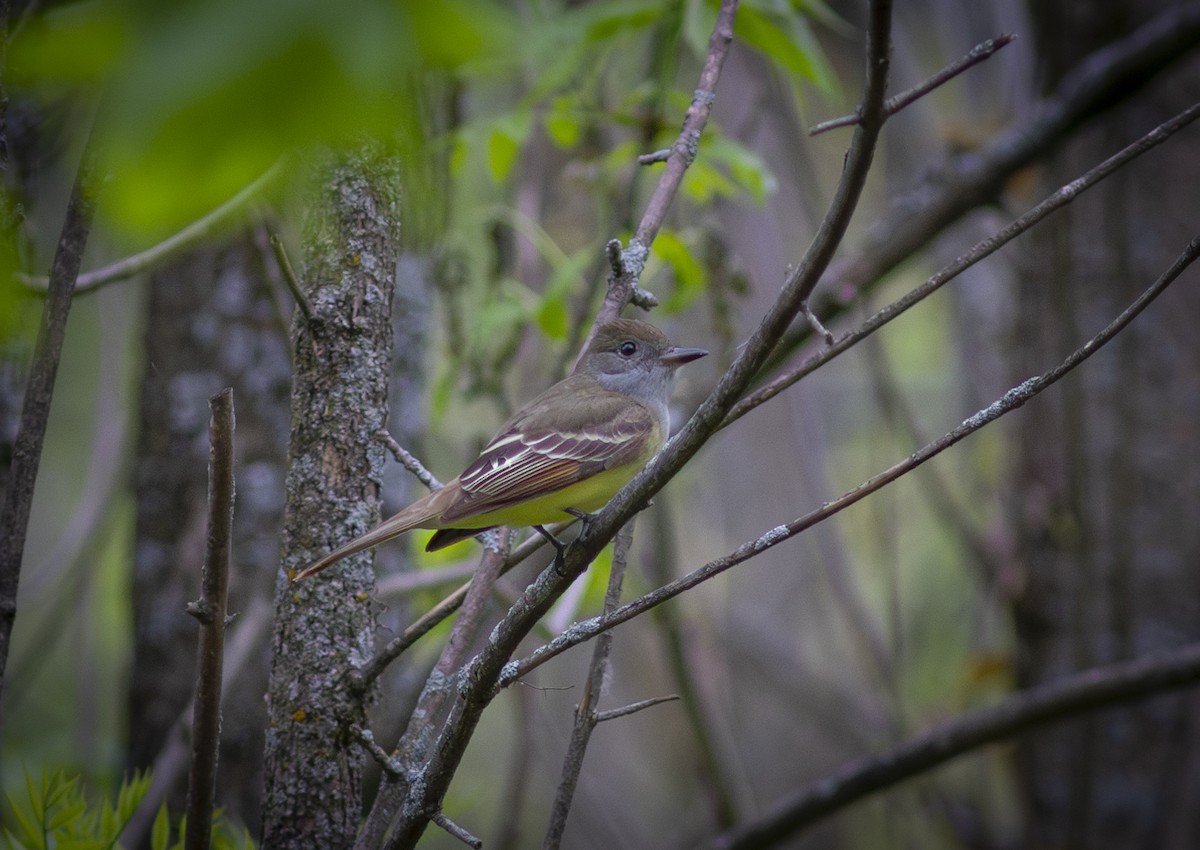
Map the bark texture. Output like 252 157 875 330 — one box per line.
262 146 401 850
1009 2 1200 847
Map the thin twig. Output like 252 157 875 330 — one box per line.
0 132 97 701
594 694 680 723
351 725 403 778
376 430 442 491
760 5 1200 380
709 643 1200 849
800 300 834 345
637 148 671 164
17 159 286 294
184 388 235 850
542 523 635 850
810 34 1016 136
724 99 1200 429
269 232 314 324
588 0 741 335
374 561 477 597
432 812 483 849
501 235 1200 682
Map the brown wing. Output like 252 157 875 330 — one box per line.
440 385 656 523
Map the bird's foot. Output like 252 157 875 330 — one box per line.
533 525 570 576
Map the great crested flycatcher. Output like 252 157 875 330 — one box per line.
294 318 706 580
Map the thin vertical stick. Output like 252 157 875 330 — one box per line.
542 522 635 849
184 388 236 850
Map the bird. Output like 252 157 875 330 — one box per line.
293 318 706 580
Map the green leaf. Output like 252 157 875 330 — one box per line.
150 805 170 850
5 789 41 850
581 0 665 41
485 113 531 184
736 4 835 91
680 158 739 203
13 0 516 240
535 247 593 341
543 96 584 149
653 229 707 312
8 2 130 88
704 137 777 204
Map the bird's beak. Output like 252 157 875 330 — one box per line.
660 345 708 367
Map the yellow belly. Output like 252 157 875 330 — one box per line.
435 461 644 530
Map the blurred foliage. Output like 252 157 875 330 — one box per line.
0 769 253 850
3 0 832 396
10 0 514 239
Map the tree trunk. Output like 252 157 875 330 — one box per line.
1009 2 1200 847
262 146 401 849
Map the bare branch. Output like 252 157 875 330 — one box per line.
0 132 97 698
810 33 1016 136
350 521 566 691
590 0 741 331
543 523 636 850
357 531 512 849
374 562 477 597
376 430 443 491
726 99 1200 428
17 159 286 295
594 694 680 723
119 598 273 848
710 643 1200 849
432 812 483 849
184 388 235 850
501 235 1200 681
269 232 314 324
763 4 1200 377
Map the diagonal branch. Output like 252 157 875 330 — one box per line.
726 99 1200 429
582 0 741 354
810 33 1016 136
501 235 1200 682
0 134 97 704
763 3 1200 375
543 523 636 850
709 643 1200 849
17 159 285 295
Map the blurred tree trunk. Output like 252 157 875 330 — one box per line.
129 235 290 831
1009 2 1200 847
262 147 401 850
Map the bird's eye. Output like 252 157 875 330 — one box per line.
618 340 638 356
